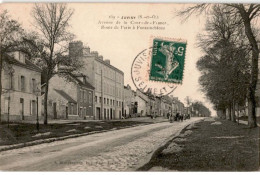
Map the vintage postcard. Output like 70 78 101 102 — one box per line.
0 2 259 172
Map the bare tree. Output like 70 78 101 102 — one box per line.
31 3 81 125
184 96 192 106
178 4 260 128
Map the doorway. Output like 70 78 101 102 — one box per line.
53 102 57 119
96 107 101 120
20 98 24 120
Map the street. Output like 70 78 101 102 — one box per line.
0 117 202 171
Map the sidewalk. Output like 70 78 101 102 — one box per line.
139 117 260 171
0 116 168 152
16 116 168 124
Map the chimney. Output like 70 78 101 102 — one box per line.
98 55 103 60
90 51 98 56
69 41 83 58
104 59 110 64
83 47 90 55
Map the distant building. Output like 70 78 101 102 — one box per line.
134 94 147 116
171 96 185 115
162 95 173 117
1 51 42 121
155 96 162 117
123 85 135 117
47 72 94 120
69 41 124 120
136 90 156 117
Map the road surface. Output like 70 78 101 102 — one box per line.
0 117 202 171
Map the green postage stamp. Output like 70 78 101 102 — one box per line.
149 38 187 84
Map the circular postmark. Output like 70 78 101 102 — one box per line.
131 47 179 96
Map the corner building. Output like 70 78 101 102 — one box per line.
69 41 124 120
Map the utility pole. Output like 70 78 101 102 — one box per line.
35 85 41 131
7 94 10 128
36 94 39 131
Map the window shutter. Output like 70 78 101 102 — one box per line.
29 79 32 93
24 76 26 92
35 79 37 92
18 76 21 91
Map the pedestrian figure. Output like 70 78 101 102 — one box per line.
180 114 183 122
175 112 180 121
169 114 173 123
167 113 170 119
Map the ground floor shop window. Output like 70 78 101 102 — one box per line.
69 103 77 115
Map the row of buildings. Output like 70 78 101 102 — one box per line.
1 40 192 122
123 85 187 118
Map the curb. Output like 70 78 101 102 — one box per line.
0 121 168 153
135 119 203 171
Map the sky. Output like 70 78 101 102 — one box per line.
0 3 217 116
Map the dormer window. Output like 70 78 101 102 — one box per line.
13 51 26 63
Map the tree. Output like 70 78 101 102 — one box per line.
197 6 251 122
0 10 25 122
30 3 82 125
178 4 260 128
184 96 192 106
192 101 211 117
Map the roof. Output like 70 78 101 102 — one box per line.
94 57 124 75
69 73 95 90
4 54 42 73
58 71 95 90
54 89 77 103
135 94 148 103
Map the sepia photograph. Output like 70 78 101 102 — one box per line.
0 1 259 172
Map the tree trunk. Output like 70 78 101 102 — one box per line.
44 80 49 125
0 53 2 122
239 9 258 128
223 109 226 119
231 101 236 122
228 104 231 120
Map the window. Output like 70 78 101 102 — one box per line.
32 78 36 93
69 103 77 115
113 100 115 106
80 90 84 102
107 98 109 105
70 104 73 114
110 99 112 105
10 73 14 90
4 98 9 113
104 108 106 119
84 91 87 101
104 98 106 104
21 76 25 92
89 92 92 103
95 96 97 103
99 97 102 103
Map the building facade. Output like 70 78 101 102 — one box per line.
134 94 147 116
1 51 42 121
47 73 94 120
69 41 124 120
171 96 185 115
123 85 135 117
